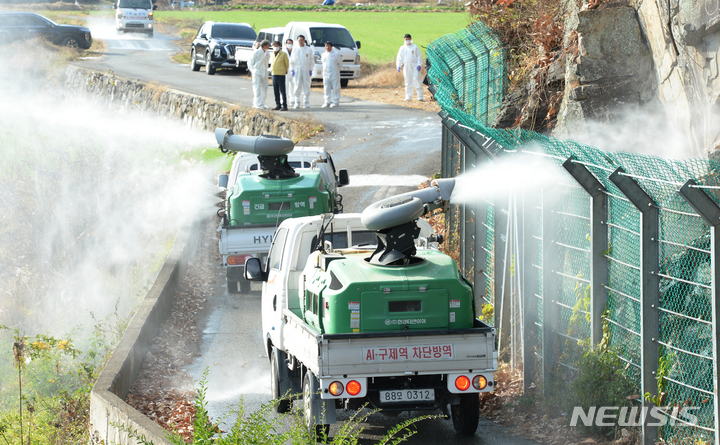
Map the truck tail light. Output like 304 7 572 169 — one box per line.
346 380 361 396
329 381 344 396
472 375 487 390
454 375 470 391
227 255 252 266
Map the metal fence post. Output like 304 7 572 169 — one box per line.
522 188 540 391
678 179 720 445
495 194 509 345
609 167 659 445
541 186 560 394
562 158 608 347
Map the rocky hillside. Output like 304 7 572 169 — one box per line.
483 0 720 158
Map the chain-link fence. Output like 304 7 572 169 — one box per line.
429 23 719 444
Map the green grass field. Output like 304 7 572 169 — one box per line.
155 10 470 64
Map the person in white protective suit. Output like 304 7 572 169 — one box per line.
320 41 342 108
250 40 271 109
290 35 313 108
284 38 296 108
396 33 424 101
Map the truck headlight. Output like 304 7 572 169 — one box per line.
148 11 153 19
214 47 221 57
314 51 321 64
355 54 360 64
116 13 123 19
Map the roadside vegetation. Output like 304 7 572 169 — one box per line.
125 371 439 445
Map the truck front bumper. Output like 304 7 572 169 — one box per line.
117 20 153 33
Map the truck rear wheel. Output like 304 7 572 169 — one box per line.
451 393 480 436
226 278 239 294
303 371 330 440
271 348 292 413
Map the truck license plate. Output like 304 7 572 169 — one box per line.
379 389 434 403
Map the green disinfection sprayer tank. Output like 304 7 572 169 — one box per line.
299 178 476 335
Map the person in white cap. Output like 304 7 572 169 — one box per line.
396 33 424 101
321 41 342 108
290 35 313 108
250 40 271 109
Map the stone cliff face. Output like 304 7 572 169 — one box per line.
553 0 720 158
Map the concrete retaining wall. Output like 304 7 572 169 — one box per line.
63 66 298 140
89 217 206 445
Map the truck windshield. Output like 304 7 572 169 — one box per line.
212 24 257 40
118 0 152 8
309 27 355 49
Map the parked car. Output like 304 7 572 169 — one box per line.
282 22 361 87
190 21 256 75
255 27 284 45
0 12 92 49
114 0 156 36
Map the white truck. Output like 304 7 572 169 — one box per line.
244 179 498 437
114 0 156 36
216 131 348 294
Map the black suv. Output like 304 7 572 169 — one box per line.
0 12 92 49
190 21 256 75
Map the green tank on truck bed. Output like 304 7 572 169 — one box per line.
301 249 475 334
244 178 498 439
214 128 348 294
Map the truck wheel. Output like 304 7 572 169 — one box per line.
340 79 348 88
226 278 239 294
271 348 292 413
451 393 480 436
240 280 251 294
303 371 330 440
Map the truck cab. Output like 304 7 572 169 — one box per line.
114 0 156 36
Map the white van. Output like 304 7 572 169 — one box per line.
282 21 361 87
114 0 156 36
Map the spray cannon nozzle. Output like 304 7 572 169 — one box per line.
214 128 295 156
360 178 455 266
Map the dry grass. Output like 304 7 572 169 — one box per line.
339 62 441 113
146 81 169 101
291 113 324 143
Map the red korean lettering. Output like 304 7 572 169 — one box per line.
389 348 398 360
379 348 388 360
399 347 408 359
422 346 432 359
412 347 422 359
442 345 453 357
432 346 442 358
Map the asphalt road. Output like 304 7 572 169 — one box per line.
76 23 537 444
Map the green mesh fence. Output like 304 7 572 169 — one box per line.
431 23 717 442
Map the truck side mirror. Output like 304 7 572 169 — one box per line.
217 174 229 189
245 258 266 281
153 4 157 9
200 33 207 39
338 169 349 187
355 41 361 49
